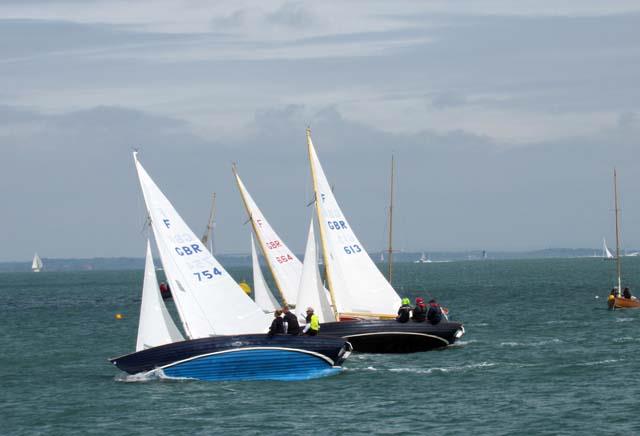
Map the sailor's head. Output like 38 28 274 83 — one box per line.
282 305 290 313
306 307 314 314
415 297 425 305
274 309 283 317
401 297 410 306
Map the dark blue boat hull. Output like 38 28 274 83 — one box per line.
110 334 352 381
319 320 464 353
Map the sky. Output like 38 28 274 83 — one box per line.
1 1 640 261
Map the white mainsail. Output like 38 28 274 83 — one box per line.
136 240 184 351
251 234 280 313
295 219 336 323
31 253 43 272
233 168 303 305
307 130 401 317
134 152 270 338
603 238 614 259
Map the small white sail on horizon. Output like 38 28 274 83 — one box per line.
603 238 614 259
295 219 336 324
134 152 270 339
307 130 401 317
251 234 280 313
32 253 43 272
136 240 184 351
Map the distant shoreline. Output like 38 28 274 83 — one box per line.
3 248 635 272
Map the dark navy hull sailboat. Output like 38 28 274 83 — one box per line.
319 320 464 353
111 334 352 381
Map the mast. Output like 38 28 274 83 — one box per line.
614 168 622 291
201 192 216 254
387 154 395 284
307 128 340 320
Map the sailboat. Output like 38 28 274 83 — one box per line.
201 193 216 254
602 238 614 260
607 169 640 309
31 253 43 272
414 253 432 264
251 234 280 313
306 129 464 352
109 153 352 381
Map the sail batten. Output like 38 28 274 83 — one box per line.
307 131 401 316
134 153 270 339
136 240 184 351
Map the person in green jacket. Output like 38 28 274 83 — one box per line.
303 307 320 336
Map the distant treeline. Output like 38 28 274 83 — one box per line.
0 248 624 273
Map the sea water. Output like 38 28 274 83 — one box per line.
1 258 639 435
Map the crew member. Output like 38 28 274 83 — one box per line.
396 298 412 323
427 299 443 325
412 298 427 322
268 309 285 337
623 287 632 299
282 305 300 335
303 307 320 336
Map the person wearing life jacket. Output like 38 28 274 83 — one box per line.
396 297 412 323
268 309 285 337
411 298 427 322
427 299 443 325
303 307 320 336
159 282 171 300
282 305 300 335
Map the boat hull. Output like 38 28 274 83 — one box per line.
110 334 352 381
319 320 464 353
608 296 640 309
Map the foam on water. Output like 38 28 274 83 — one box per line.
499 338 561 347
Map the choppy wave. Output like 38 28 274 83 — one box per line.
114 369 192 383
575 359 620 367
500 338 561 347
389 361 496 374
449 339 478 347
613 336 640 343
615 317 634 322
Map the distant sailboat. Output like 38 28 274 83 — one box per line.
110 152 351 381
32 253 43 272
607 169 640 309
414 253 432 264
250 234 280 313
200 193 216 254
602 238 614 260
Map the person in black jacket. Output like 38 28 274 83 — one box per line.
396 298 412 323
412 297 427 322
623 287 632 299
268 309 285 336
427 299 443 325
282 305 300 335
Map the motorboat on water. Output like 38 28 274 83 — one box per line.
110 153 352 381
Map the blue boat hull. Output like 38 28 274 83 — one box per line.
110 334 351 381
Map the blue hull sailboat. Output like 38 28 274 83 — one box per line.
109 153 352 381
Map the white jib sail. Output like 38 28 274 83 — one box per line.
251 234 280 313
134 153 270 338
603 238 614 259
233 169 302 305
307 132 401 315
32 253 43 272
295 219 336 324
136 240 184 351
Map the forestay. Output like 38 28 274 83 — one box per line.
134 153 270 338
233 168 302 305
251 234 280 313
307 131 401 316
295 219 336 323
136 240 184 351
